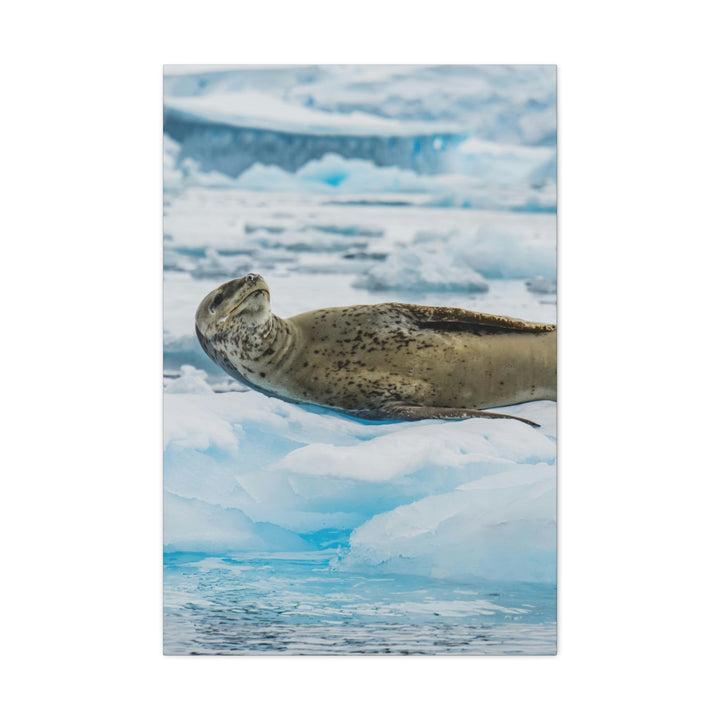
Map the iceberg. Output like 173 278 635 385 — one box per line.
164 97 465 177
164 65 556 146
163 66 556 204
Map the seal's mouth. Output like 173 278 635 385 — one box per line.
220 288 269 322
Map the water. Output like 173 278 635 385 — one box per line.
164 553 556 655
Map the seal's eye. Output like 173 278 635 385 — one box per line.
209 291 225 314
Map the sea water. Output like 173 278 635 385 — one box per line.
164 553 556 655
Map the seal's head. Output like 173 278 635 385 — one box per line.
195 273 271 362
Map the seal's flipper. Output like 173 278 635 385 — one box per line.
381 405 541 428
397 304 556 335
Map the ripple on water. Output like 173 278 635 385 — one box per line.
163 553 556 655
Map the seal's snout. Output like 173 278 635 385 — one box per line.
230 272 266 295
196 273 271 335
234 273 270 303
216 274 268 304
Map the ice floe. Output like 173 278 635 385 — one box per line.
164 387 556 581
526 276 558 294
353 248 490 293
164 148 556 213
164 491 311 553
339 463 556 583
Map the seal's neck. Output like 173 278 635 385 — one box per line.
220 312 294 369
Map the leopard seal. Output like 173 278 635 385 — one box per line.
195 273 556 427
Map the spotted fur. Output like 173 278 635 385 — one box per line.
195 274 557 425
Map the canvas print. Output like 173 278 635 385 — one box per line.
163 65 557 655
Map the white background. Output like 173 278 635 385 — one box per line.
3 1 719 718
